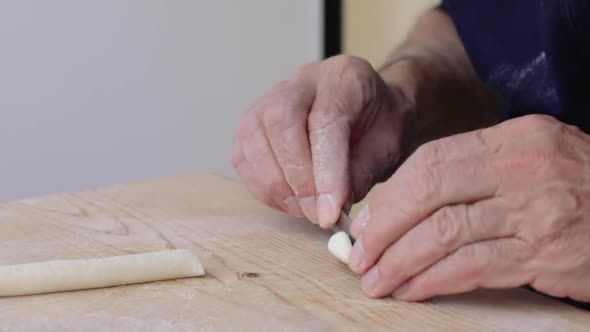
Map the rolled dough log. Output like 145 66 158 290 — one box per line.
328 231 353 264
0 249 205 297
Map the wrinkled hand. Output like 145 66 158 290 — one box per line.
349 115 590 302
232 55 413 227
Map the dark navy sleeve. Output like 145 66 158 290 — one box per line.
440 0 590 132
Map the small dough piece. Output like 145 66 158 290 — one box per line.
0 249 205 297
328 231 353 264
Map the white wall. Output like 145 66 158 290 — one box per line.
0 0 322 200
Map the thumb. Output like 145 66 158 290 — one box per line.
349 88 414 203
308 98 353 229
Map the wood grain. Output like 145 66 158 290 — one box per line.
0 173 589 331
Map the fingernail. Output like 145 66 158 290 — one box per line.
317 193 337 228
393 283 410 299
349 237 365 272
361 266 380 296
351 205 370 238
299 196 318 224
282 196 303 217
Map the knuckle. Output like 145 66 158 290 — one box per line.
331 54 359 65
543 155 581 179
521 115 568 145
473 129 494 153
255 192 283 212
258 181 292 210
502 114 559 136
532 186 580 242
378 263 403 285
294 177 316 197
236 111 260 139
413 140 445 166
458 245 490 281
261 92 309 132
272 79 290 90
261 103 287 129
247 170 290 201
504 148 576 181
230 157 239 170
554 187 582 214
501 148 552 175
230 146 242 169
520 114 558 130
410 167 441 203
430 207 462 249
250 189 274 207
307 106 347 133
524 149 553 169
240 177 279 210
337 56 377 105
566 123 583 135
263 86 313 133
284 169 316 198
539 152 563 172
293 61 318 80
531 276 568 298
266 176 290 198
330 54 372 72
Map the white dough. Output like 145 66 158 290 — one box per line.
0 249 205 297
328 231 353 264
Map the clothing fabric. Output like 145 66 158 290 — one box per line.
442 0 590 131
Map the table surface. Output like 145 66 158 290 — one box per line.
1 173 589 332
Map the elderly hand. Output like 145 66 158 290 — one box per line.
231 55 414 227
349 114 590 303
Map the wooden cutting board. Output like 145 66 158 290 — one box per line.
0 173 589 331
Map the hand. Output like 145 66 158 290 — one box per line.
231 55 414 227
349 114 590 302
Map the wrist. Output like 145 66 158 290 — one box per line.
378 56 438 151
378 57 420 117
378 50 500 146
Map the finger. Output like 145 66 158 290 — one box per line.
262 82 319 223
568 279 590 303
533 271 590 302
235 111 303 216
308 101 351 228
360 197 518 298
231 142 283 211
402 127 499 171
392 238 534 302
307 56 386 229
349 157 501 274
348 128 498 236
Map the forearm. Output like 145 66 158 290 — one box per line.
378 8 500 146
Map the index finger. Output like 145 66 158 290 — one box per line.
348 156 501 274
